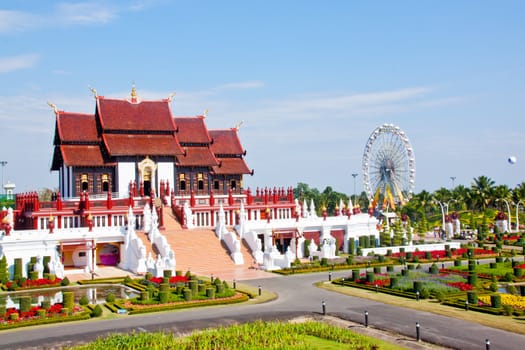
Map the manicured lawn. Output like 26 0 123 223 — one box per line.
68 320 407 350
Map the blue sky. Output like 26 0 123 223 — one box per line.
1 1 524 197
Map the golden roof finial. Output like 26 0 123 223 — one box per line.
235 120 244 130
47 101 58 115
131 82 137 99
203 109 208 118
88 85 98 98
168 92 176 101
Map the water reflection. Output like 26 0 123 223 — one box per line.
2 284 139 308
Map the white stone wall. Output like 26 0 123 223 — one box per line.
117 162 135 197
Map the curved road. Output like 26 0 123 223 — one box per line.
1 270 524 349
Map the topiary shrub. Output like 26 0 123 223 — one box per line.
14 258 23 280
206 287 215 298
61 276 70 286
79 295 89 306
503 272 514 282
490 294 502 308
62 291 74 310
159 291 169 303
124 275 132 284
19 296 31 313
183 288 192 301
91 304 103 317
467 290 478 304
429 263 439 274
145 272 153 280
420 288 430 299
105 293 116 303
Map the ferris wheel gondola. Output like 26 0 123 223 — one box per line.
362 123 415 211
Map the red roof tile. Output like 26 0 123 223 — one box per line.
56 112 98 143
209 129 244 155
60 145 106 166
212 157 251 174
97 97 176 132
174 116 212 144
177 146 218 167
103 134 184 156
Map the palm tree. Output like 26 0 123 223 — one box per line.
471 176 496 211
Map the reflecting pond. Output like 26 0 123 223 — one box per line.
1 284 139 308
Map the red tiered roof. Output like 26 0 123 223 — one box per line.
102 134 183 156
174 116 212 144
177 146 218 167
209 129 245 155
59 145 106 166
51 88 252 176
97 97 177 131
212 157 251 175
55 112 99 143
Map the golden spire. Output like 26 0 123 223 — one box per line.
131 82 137 100
203 109 208 118
168 92 176 102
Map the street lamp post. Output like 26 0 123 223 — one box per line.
515 200 523 233
450 176 456 189
434 200 446 238
0 161 7 195
351 173 358 204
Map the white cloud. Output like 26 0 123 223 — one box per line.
216 81 265 90
0 54 40 74
57 2 117 24
0 10 41 33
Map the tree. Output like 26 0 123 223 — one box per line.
471 176 495 211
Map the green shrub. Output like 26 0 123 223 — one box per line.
14 258 23 280
183 288 192 301
490 294 501 308
140 291 149 301
346 255 353 265
490 282 498 292
37 309 46 318
61 276 70 286
467 290 478 304
366 271 375 284
145 272 153 280
19 296 31 313
124 275 132 283
91 304 103 317
79 295 89 306
10 312 19 321
206 287 215 298
420 288 430 299
503 272 514 282
62 291 74 310
429 263 439 274
105 293 116 303
320 258 328 267
159 291 169 303
41 300 51 310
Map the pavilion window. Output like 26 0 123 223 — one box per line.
179 173 186 191
81 174 89 191
230 179 236 190
102 173 110 192
213 180 220 191
197 172 204 190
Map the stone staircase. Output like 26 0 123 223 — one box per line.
135 230 158 260
159 209 271 281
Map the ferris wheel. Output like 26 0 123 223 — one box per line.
362 123 415 211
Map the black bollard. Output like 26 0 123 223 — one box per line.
465 300 469 311
375 284 378 293
485 339 490 350
416 291 420 301
364 310 369 328
328 271 332 281
211 273 214 282
322 300 326 315
258 285 262 296
416 322 421 342
233 279 236 289
342 277 345 286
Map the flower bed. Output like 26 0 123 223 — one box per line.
4 277 63 290
390 248 494 259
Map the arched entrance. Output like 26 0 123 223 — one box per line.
137 157 157 196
